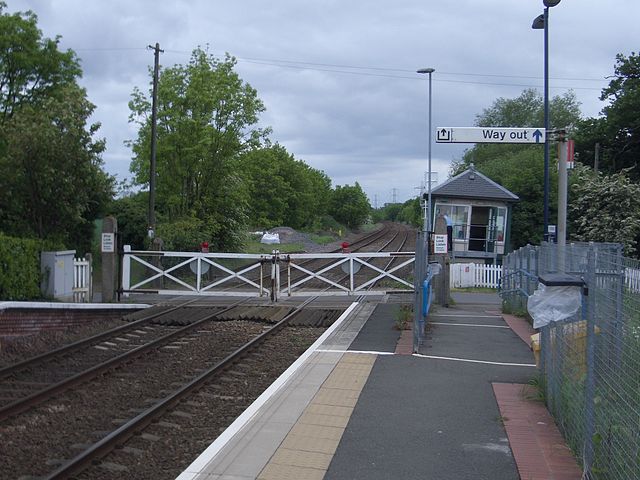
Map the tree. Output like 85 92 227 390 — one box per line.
569 165 640 256
475 148 554 248
0 84 113 252
0 2 80 124
452 88 582 175
329 183 371 229
238 144 332 229
397 198 421 228
574 52 640 178
0 5 113 253
108 191 150 249
450 88 581 248
128 47 270 250
476 88 580 130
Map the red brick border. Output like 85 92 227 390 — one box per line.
502 313 536 347
493 383 583 480
395 326 413 354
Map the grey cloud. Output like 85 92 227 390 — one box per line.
9 0 638 203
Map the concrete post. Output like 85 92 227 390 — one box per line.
101 216 118 302
85 253 93 302
557 133 568 273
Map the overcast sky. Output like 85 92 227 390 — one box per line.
8 0 638 205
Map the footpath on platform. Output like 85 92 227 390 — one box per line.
179 292 583 480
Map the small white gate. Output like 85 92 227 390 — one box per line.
73 256 92 302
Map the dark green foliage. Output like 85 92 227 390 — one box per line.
329 183 371 229
476 88 581 130
0 2 81 123
108 192 150 249
450 88 581 249
0 4 114 253
476 148 555 248
574 52 640 179
238 144 332 230
156 217 219 252
0 86 114 253
308 214 343 234
397 198 421 228
373 199 421 228
128 47 268 249
0 234 43 300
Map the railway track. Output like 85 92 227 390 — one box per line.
218 222 402 294
282 222 415 293
0 223 417 478
0 301 342 479
0 300 229 420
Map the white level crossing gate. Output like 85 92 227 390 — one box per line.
121 247 415 299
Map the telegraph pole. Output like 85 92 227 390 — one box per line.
148 43 163 238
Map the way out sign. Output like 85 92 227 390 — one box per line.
436 127 546 144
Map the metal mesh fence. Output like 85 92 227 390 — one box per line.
502 242 640 479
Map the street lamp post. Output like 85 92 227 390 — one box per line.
417 67 435 235
412 67 435 353
532 0 560 242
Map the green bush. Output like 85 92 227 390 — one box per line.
308 214 344 234
0 234 43 300
156 217 218 252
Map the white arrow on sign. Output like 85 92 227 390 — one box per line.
436 127 546 144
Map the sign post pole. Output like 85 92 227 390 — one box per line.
101 216 117 302
557 130 568 273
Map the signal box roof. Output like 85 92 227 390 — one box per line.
431 165 519 202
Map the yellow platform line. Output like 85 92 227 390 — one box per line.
258 352 376 480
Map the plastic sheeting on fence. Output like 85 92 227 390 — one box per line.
527 283 581 329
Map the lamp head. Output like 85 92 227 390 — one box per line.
543 0 561 7
532 13 545 29
417 68 435 74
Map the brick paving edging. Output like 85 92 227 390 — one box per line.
493 383 583 480
502 313 536 347
395 326 413 354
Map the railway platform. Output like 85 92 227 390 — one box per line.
176 292 583 480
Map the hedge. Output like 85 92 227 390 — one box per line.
0 234 45 300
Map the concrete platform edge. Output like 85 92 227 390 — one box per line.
177 301 362 480
0 301 151 311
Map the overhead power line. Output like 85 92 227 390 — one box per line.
71 46 608 91
238 58 604 90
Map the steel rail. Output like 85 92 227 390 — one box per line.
303 224 411 294
247 223 395 288
0 298 202 379
282 224 402 291
367 227 411 289
43 296 319 480
0 298 246 422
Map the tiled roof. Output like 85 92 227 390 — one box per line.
431 167 519 202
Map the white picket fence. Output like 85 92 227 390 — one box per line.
450 263 502 289
73 256 92 302
449 263 640 292
626 267 640 294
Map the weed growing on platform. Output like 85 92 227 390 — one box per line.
527 374 546 402
395 305 412 330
